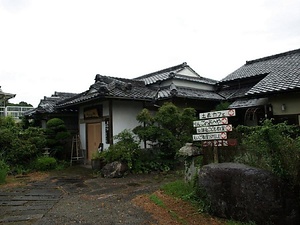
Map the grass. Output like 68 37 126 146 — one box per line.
149 194 165 208
161 179 256 225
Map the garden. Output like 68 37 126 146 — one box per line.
1 103 300 224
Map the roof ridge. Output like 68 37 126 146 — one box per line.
134 62 187 79
246 48 300 65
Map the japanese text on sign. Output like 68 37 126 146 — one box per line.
202 139 237 147
199 109 236 120
193 117 228 127
192 132 227 141
196 124 232 134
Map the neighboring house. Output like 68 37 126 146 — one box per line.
217 48 300 126
1 105 34 120
0 86 24 119
25 91 79 133
55 62 221 161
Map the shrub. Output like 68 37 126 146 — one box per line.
45 118 71 159
134 103 196 168
0 159 9 184
33 156 57 171
103 129 141 170
0 117 46 167
235 119 300 186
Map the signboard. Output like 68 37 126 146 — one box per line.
199 109 236 120
193 117 228 127
202 139 238 147
196 124 232 134
193 132 227 141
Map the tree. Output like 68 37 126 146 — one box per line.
45 118 71 159
133 103 196 167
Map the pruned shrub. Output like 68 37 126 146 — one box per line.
33 156 57 171
133 103 196 169
45 118 71 159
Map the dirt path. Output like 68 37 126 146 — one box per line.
0 166 225 225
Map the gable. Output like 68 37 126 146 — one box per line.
177 67 199 77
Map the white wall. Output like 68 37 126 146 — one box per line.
112 100 144 143
177 68 198 77
160 79 215 91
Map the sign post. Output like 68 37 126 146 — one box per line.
192 109 236 163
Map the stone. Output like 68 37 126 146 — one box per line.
197 163 299 225
178 143 200 156
101 161 128 178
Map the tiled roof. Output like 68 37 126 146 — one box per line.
57 75 157 107
134 62 217 85
157 84 223 101
25 92 78 115
219 48 300 96
217 87 252 100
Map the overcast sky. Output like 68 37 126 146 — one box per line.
1 0 300 107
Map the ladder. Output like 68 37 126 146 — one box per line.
70 135 85 165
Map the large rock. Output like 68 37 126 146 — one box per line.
101 161 128 178
197 163 299 225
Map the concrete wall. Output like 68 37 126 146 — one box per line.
270 93 300 116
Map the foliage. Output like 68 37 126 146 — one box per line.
7 101 33 107
102 129 141 171
33 156 57 171
133 103 196 168
102 129 171 173
235 119 300 186
45 118 71 159
214 101 231 111
0 159 9 184
0 116 46 167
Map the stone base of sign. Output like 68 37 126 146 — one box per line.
178 143 201 182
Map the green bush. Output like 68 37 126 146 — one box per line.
33 156 57 171
134 103 196 168
103 129 141 170
235 119 300 186
0 159 9 184
0 117 46 167
45 118 71 159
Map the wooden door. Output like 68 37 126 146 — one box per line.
87 123 102 161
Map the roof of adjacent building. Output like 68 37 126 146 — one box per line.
0 86 16 100
219 48 300 96
25 92 78 115
134 62 217 85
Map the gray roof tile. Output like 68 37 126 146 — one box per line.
219 48 300 96
134 62 217 85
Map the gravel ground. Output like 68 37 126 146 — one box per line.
1 166 180 225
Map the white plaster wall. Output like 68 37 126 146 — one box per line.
177 68 198 77
160 79 215 91
102 101 109 116
112 100 143 143
79 123 86 150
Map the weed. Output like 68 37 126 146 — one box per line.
149 194 165 208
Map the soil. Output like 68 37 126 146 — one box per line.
1 166 226 225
